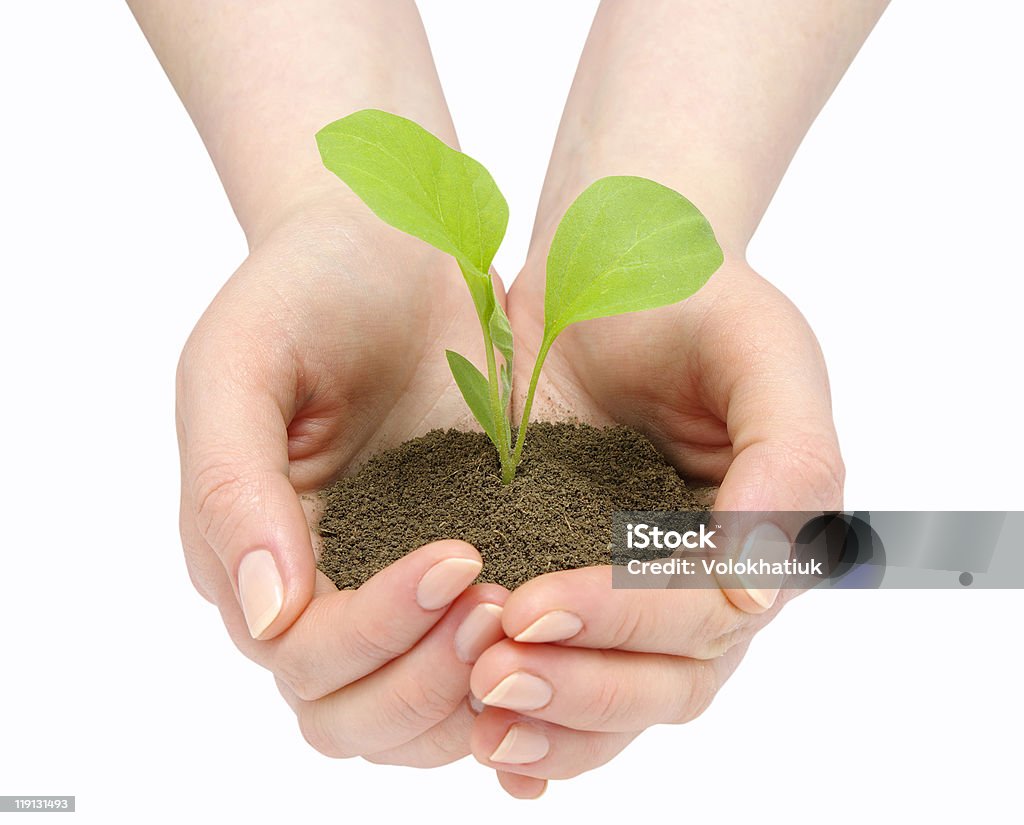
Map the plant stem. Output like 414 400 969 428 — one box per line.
480 318 514 484
511 334 554 467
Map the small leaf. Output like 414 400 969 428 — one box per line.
499 362 512 409
489 302 514 361
544 176 724 337
446 350 500 449
316 109 508 315
489 302 514 383
459 262 494 320
489 301 515 450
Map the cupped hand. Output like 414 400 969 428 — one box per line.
479 256 845 794
175 203 508 766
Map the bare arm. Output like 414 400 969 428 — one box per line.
535 0 889 256
127 0 455 245
137 0 506 774
490 2 889 793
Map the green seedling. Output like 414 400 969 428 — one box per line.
316 109 723 484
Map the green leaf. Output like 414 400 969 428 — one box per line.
489 302 514 391
544 176 724 337
499 362 512 410
489 301 514 450
445 350 500 449
316 109 508 316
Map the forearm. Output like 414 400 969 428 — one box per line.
128 0 453 245
536 0 888 257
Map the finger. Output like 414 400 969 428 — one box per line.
706 508 815 616
359 698 476 768
708 286 845 613
471 639 746 733
496 771 548 800
282 677 482 766
290 585 507 757
712 430 842 616
176 321 314 640
249 540 485 702
471 708 638 781
501 565 759 660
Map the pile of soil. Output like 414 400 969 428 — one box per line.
317 421 705 591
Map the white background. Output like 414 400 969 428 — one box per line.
1 2 1021 823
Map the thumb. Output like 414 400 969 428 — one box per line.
176 336 315 641
710 358 845 616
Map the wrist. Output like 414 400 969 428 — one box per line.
240 182 372 251
243 190 460 299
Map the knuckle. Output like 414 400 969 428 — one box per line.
784 435 846 506
278 665 328 704
697 632 738 661
384 678 460 732
694 601 747 660
606 598 645 649
578 658 626 730
554 739 601 780
671 661 719 725
553 731 626 780
423 719 472 764
346 618 409 666
272 599 337 702
190 457 264 549
364 716 470 768
296 707 354 759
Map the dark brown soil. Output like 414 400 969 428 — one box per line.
317 421 705 591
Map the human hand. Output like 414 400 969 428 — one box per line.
508 257 843 515
176 204 508 766
480 256 844 795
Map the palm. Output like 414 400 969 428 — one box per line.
224 215 488 498
507 259 828 489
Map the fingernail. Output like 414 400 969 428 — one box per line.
490 724 550 765
455 603 504 664
468 693 485 715
514 610 583 643
738 523 792 609
481 672 553 711
417 557 483 610
237 549 284 639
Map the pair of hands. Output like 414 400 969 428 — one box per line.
175 202 843 798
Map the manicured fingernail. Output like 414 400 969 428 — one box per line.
481 672 553 711
738 523 791 609
455 603 504 663
490 724 550 765
468 693 485 714
417 557 483 610
514 610 583 643
237 549 284 639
